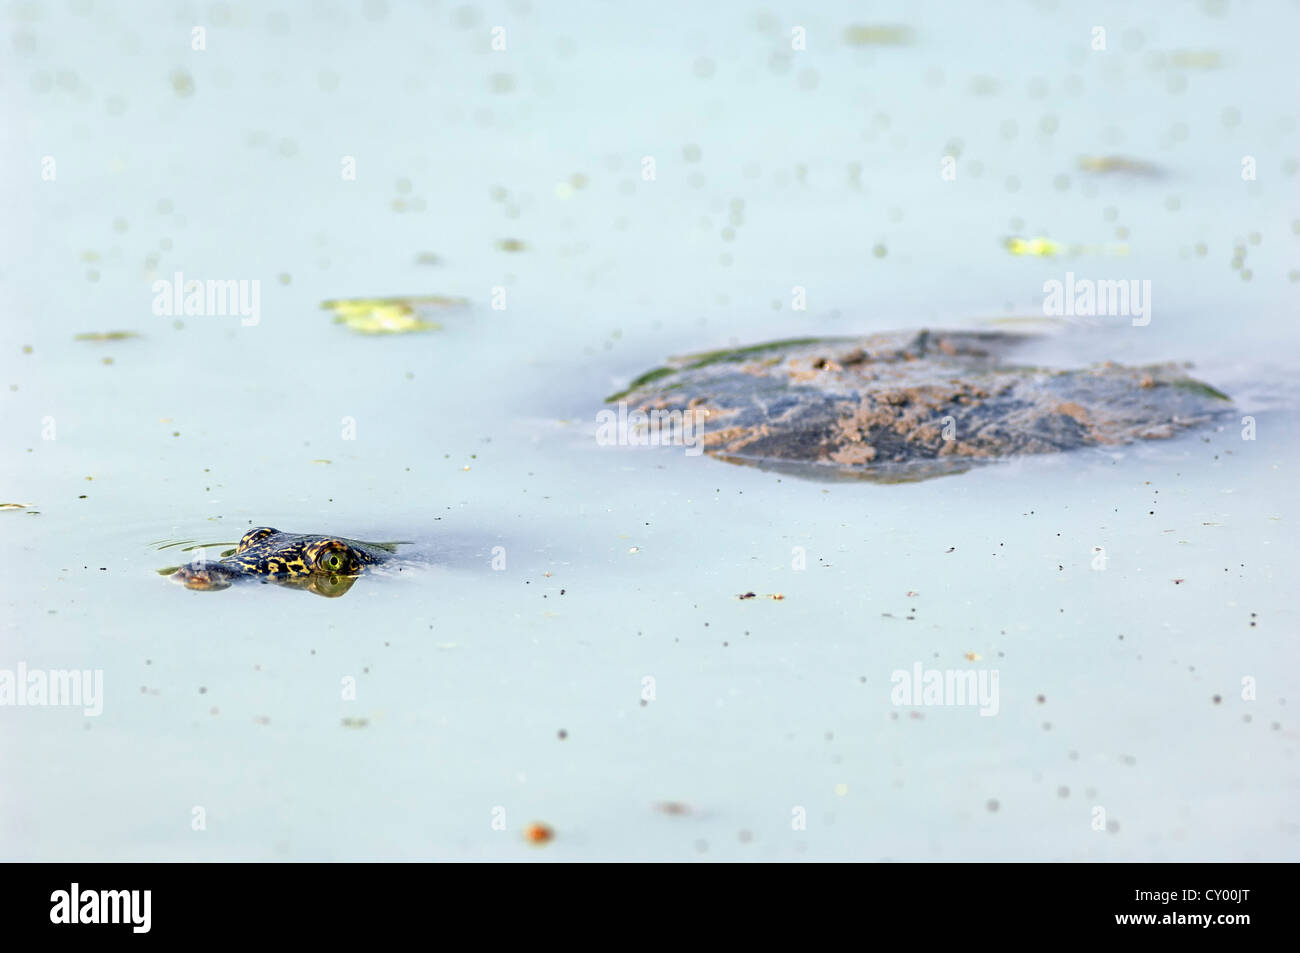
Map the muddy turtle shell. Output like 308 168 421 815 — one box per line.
607 330 1230 482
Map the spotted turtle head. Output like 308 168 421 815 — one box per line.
170 527 390 596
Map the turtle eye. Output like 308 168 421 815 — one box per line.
314 542 355 573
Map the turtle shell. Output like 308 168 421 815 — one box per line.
607 330 1230 482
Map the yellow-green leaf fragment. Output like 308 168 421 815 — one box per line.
1166 49 1222 69
321 295 466 335
1004 236 1129 258
75 331 141 342
1078 156 1162 176
1004 236 1063 257
842 24 913 46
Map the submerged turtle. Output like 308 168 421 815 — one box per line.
169 527 399 598
606 330 1231 482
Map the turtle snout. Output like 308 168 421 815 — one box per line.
171 563 237 591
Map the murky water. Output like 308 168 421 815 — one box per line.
2 1 1297 860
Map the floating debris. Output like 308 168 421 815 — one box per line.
1004 236 1129 257
1163 49 1223 70
0 502 32 510
842 24 913 46
1004 236 1063 257
654 801 692 816
496 238 527 253
75 331 141 342
340 717 370 729
322 295 467 335
1078 156 1163 177
522 822 554 845
1005 236 1063 257
170 69 195 97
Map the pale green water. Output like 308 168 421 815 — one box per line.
1 0 1297 860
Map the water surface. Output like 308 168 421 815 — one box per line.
2 0 1297 860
